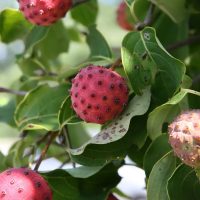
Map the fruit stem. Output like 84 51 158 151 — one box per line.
34 132 58 171
135 3 155 30
110 58 122 71
0 87 27 96
63 126 76 168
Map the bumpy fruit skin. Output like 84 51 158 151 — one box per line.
116 2 133 31
18 0 72 26
70 65 129 124
168 110 200 168
0 168 52 200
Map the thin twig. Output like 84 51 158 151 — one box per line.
63 127 76 168
110 58 122 71
34 132 58 171
135 4 155 30
167 34 200 51
72 0 90 8
0 87 27 96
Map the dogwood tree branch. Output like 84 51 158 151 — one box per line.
167 34 200 51
135 4 155 30
34 132 58 171
0 87 27 96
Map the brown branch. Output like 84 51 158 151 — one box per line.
167 34 200 51
0 87 27 96
135 4 155 30
34 132 58 171
110 58 122 71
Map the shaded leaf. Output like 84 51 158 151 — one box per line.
71 0 98 26
150 0 188 23
147 152 176 200
43 162 121 200
144 134 171 177
167 164 200 200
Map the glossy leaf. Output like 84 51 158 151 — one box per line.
122 27 185 100
15 84 69 131
147 152 176 200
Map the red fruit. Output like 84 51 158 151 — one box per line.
70 65 129 124
0 168 52 200
168 110 200 168
116 2 134 31
18 0 72 26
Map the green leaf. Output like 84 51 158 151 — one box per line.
71 0 98 26
122 27 185 99
25 26 49 52
155 14 189 60
150 0 188 23
147 90 187 140
128 138 151 168
131 0 150 22
147 152 176 200
70 88 151 166
0 152 7 171
17 57 46 76
167 164 200 200
0 9 32 43
15 84 69 131
144 134 171 177
42 162 121 200
0 98 16 125
147 88 200 140
4 138 33 167
59 97 82 127
87 26 112 59
35 21 70 59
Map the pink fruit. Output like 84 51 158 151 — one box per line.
116 2 134 31
70 65 129 124
168 110 200 168
18 0 72 26
0 168 52 200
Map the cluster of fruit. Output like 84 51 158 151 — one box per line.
1 0 199 199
